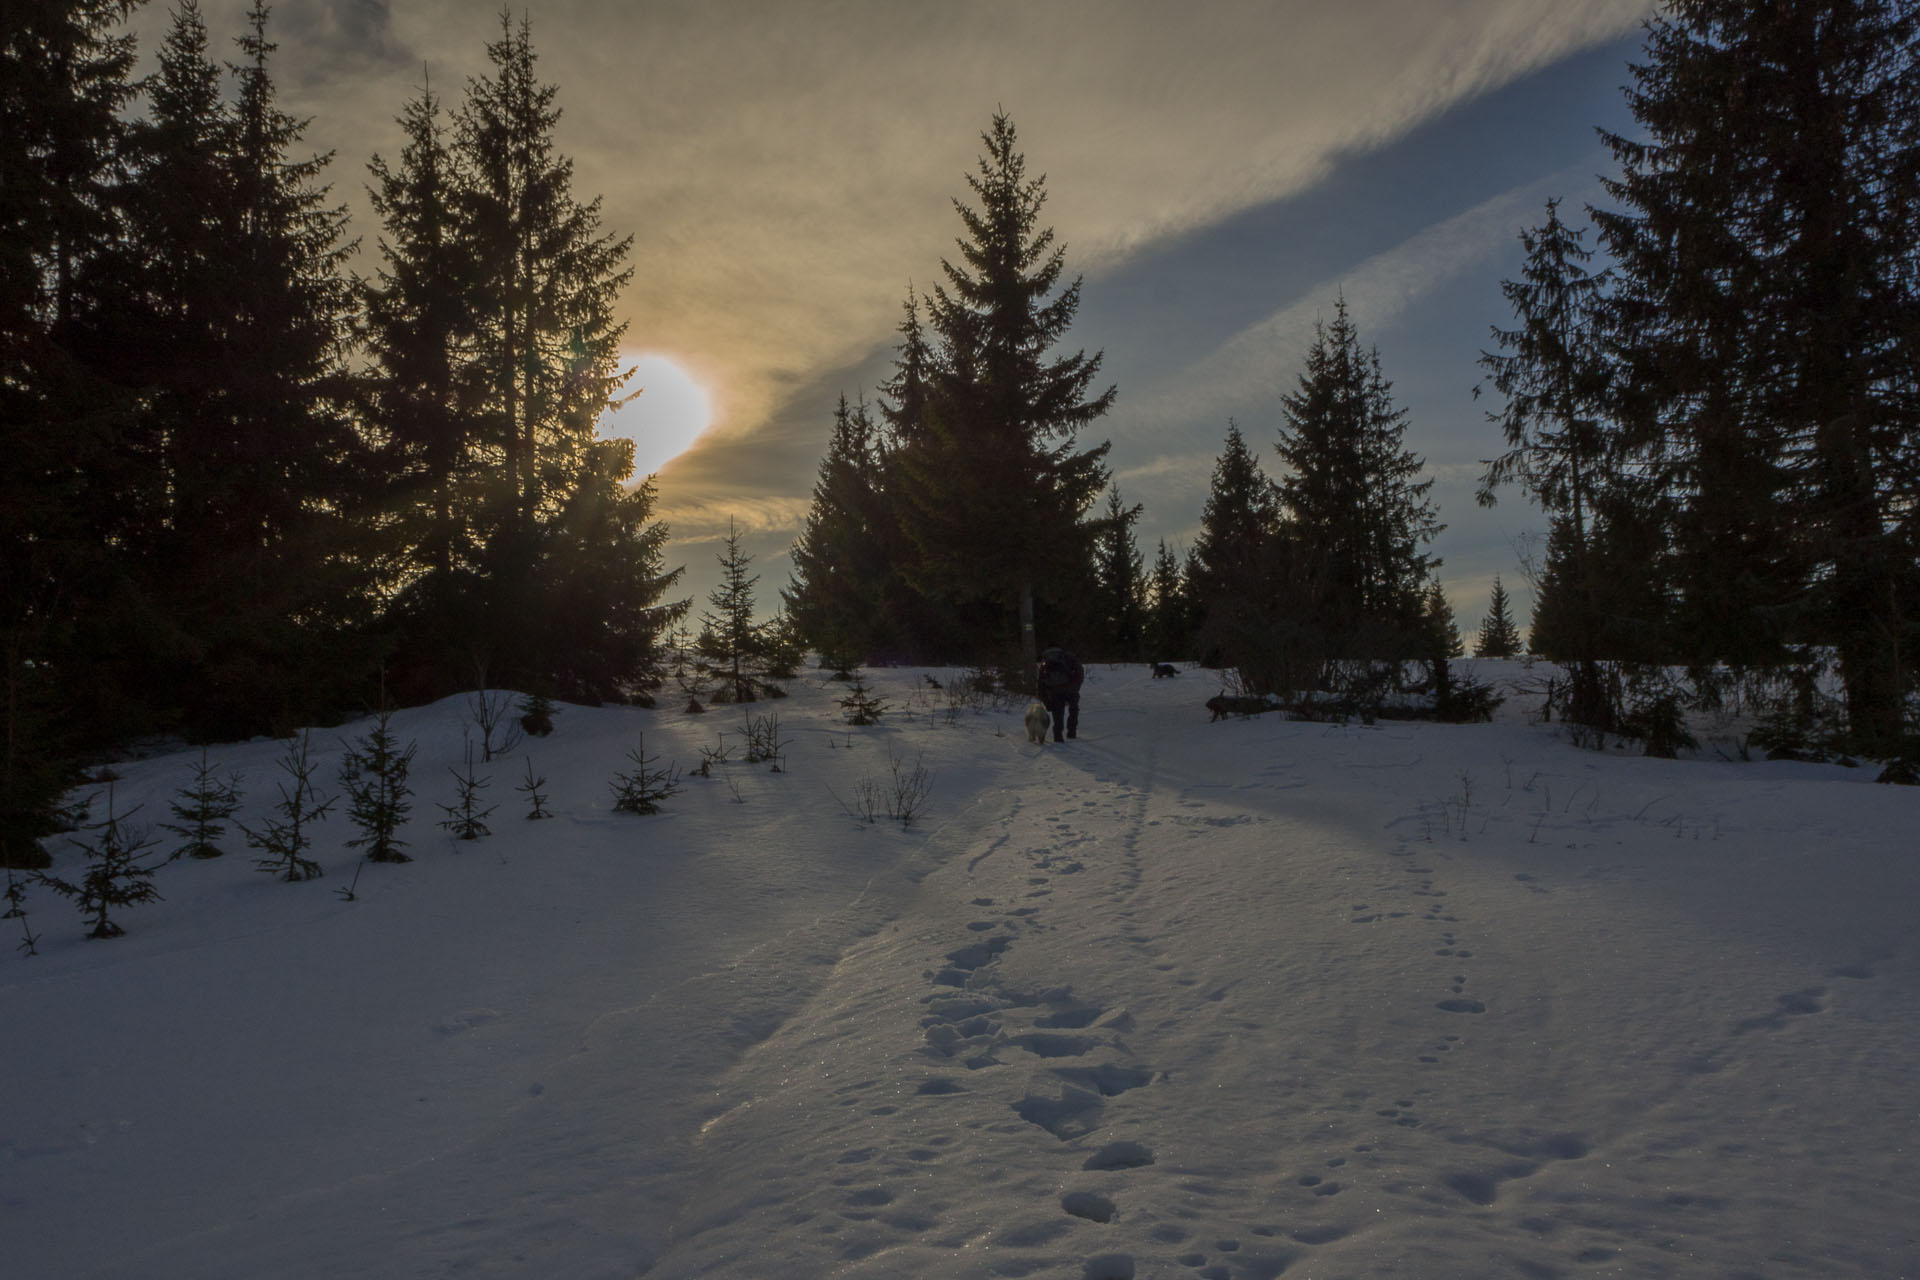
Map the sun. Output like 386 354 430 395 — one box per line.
599 353 715 477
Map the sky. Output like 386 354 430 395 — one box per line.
129 0 1656 635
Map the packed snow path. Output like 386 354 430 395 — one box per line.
4 664 1916 1278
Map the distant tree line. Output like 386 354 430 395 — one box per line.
2 2 685 868
785 116 1452 710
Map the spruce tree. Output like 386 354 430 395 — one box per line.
439 741 494 840
363 73 484 681
609 736 678 815
163 749 244 860
97 1 367 739
1275 299 1441 660
1427 582 1465 660
536 444 687 702
1190 421 1279 665
4 1 151 783
4 864 39 956
1476 199 1619 721
1474 577 1523 659
837 675 888 726
1593 0 1920 746
1420 579 1464 715
244 731 333 882
786 394 887 663
453 13 644 691
871 287 953 657
1146 539 1193 663
1 2 141 782
894 111 1115 663
39 784 162 940
516 757 552 820
338 711 417 863
698 518 768 702
1091 486 1147 661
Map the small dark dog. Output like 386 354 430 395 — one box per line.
1207 694 1275 722
1151 662 1178 678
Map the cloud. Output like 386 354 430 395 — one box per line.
275 0 413 78
1109 165 1594 440
130 0 1646 452
654 494 813 545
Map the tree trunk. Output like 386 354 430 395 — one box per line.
1019 579 1036 665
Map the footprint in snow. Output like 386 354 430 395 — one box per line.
432 1008 501 1035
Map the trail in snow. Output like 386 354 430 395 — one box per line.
4 663 1916 1278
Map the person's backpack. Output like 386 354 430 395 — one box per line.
1040 650 1073 692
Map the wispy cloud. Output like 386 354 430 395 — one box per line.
655 494 814 546
133 0 1647 449
1110 164 1603 441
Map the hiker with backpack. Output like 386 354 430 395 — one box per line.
1036 646 1084 743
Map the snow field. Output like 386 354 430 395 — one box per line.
4 662 1917 1278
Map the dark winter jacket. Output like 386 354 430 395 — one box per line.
1037 647 1083 696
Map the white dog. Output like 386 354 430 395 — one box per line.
1024 700 1052 745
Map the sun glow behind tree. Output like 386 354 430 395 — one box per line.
599 353 715 478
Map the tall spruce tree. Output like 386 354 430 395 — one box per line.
452 13 643 689
363 73 485 687
96 0 367 738
538 441 686 701
786 394 887 665
894 111 1115 663
1593 0 1920 746
1190 420 1279 664
1145 539 1193 663
1474 577 1523 659
1276 299 1441 660
0 0 140 867
1476 200 1622 722
699 518 768 702
1090 486 1147 661
871 287 952 658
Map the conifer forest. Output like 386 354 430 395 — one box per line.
6 0 1920 873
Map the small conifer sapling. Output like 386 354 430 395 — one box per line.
519 692 557 737
243 731 334 882
517 757 553 820
838 675 888 726
38 784 164 938
6 866 40 956
610 735 679 815
163 749 243 860
439 741 495 840
339 711 417 862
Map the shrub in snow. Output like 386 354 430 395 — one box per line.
518 692 557 738
439 742 495 840
338 711 417 862
38 784 163 938
828 752 929 825
741 710 790 771
163 749 244 860
243 732 334 882
610 736 679 815
690 733 732 778
466 689 524 763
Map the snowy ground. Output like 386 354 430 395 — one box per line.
4 661 1916 1279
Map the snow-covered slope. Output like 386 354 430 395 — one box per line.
5 664 1915 1278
